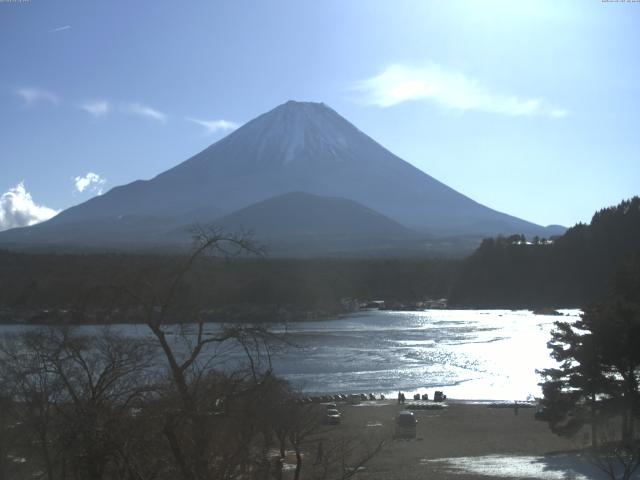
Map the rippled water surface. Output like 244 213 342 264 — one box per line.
266 309 579 400
1 309 580 400
425 454 596 479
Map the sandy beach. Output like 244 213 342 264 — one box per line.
289 400 603 480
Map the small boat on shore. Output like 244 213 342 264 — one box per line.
406 401 448 410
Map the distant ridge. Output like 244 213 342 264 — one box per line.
212 191 416 238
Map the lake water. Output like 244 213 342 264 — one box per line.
1 309 579 401
267 309 579 400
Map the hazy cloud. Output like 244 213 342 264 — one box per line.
550 109 569 118
74 172 106 195
50 25 71 33
16 87 60 107
354 63 567 118
125 103 167 122
80 100 110 117
0 183 59 232
186 117 239 135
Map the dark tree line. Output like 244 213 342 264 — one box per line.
450 197 640 308
0 250 458 324
1 197 639 320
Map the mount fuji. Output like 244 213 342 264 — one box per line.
0 100 564 254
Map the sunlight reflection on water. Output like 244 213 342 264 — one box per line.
424 454 594 479
1 309 581 401
269 309 581 400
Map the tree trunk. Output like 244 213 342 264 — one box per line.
294 445 302 480
163 417 194 480
591 393 598 449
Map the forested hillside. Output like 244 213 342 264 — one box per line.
450 197 640 308
2 197 638 321
0 252 458 323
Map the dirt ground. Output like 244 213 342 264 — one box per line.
292 400 593 480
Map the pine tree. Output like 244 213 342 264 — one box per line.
539 257 640 449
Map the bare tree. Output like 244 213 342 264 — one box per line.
0 327 156 480
284 403 324 480
0 227 384 480
1 329 65 480
312 434 385 480
0 379 20 480
588 417 640 480
110 227 291 480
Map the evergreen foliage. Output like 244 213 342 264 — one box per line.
451 197 640 308
538 257 640 450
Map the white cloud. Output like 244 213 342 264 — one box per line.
125 103 167 122
16 87 60 107
354 63 567 118
50 25 71 33
74 172 106 195
0 183 59 232
186 117 239 135
550 108 569 118
80 100 110 117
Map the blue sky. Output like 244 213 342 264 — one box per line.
1 0 639 231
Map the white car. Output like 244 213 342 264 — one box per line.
324 407 341 425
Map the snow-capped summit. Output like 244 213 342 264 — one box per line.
170 100 374 171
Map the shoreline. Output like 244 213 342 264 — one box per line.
299 394 540 405
0 306 582 326
298 401 596 480
0 309 573 403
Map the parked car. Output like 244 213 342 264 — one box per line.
324 407 341 425
394 410 417 438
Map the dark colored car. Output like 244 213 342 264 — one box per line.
394 410 417 438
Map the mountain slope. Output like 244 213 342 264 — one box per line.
0 100 562 250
